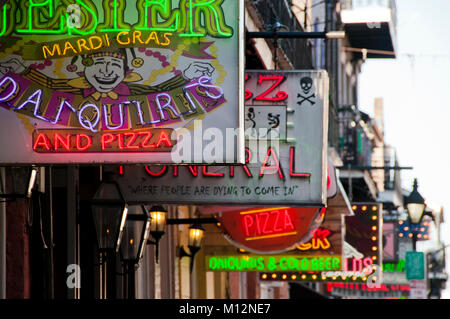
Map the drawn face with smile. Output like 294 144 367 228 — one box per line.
84 56 126 93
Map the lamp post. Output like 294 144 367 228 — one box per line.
180 223 206 273
405 179 426 251
147 205 167 263
91 172 128 299
119 204 151 300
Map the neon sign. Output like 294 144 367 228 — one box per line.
0 0 244 165
260 257 376 283
326 282 410 293
0 73 225 134
205 255 341 272
217 206 325 254
397 219 431 240
241 207 296 241
383 259 405 273
346 203 382 264
297 227 331 251
32 128 174 152
2 0 233 38
119 146 311 179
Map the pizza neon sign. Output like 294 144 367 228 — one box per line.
241 207 296 241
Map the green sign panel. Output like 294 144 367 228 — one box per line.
405 251 425 280
205 255 341 272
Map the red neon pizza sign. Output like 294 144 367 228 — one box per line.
241 207 296 241
219 206 324 253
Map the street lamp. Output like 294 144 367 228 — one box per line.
180 223 206 272
147 205 167 263
119 204 151 300
91 172 128 253
91 171 128 299
405 178 426 251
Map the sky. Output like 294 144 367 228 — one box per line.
358 0 450 298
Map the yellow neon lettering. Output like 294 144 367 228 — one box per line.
145 31 160 45
88 36 103 50
62 41 78 56
77 38 91 53
116 31 130 45
161 32 172 45
42 44 61 59
132 30 145 45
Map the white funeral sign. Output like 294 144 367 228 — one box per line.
113 70 329 205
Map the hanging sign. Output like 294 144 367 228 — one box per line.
203 191 348 269
405 251 425 280
0 0 244 164
114 70 329 206
259 203 383 284
217 206 326 253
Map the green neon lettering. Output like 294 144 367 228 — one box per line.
287 257 295 270
217 257 225 270
332 258 340 270
179 0 232 38
236 258 244 270
325 258 332 270
317 257 324 270
257 257 265 271
99 0 130 32
208 257 217 270
0 5 6 37
300 258 309 270
227 257 235 270
279 257 287 270
267 257 276 271
16 0 65 34
397 259 405 272
0 2 15 37
136 0 179 32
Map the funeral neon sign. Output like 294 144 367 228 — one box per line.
120 146 312 178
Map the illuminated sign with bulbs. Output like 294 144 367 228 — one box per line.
397 218 431 241
259 203 383 284
0 0 244 164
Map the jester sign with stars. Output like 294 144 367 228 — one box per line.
0 0 244 164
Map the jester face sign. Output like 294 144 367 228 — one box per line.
84 54 127 93
0 0 244 165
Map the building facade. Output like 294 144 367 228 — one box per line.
0 0 446 300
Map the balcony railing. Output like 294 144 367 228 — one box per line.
251 0 313 69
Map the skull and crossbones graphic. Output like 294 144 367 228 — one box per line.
297 77 315 106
